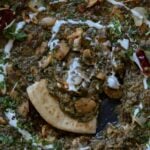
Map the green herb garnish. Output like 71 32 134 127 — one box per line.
110 18 122 37
147 78 150 89
0 134 14 145
0 81 5 89
0 54 5 64
53 141 63 150
126 48 134 60
0 96 17 110
3 23 27 41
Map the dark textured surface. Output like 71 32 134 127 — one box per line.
96 96 120 132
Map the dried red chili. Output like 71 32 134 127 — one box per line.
0 9 15 31
136 49 150 76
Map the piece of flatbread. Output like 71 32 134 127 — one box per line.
27 79 96 134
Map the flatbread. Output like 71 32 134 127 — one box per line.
27 79 96 134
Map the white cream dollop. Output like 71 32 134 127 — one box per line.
15 21 26 33
107 74 120 89
0 74 5 82
4 39 14 58
118 39 129 50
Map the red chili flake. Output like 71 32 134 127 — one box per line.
0 9 15 31
136 49 150 76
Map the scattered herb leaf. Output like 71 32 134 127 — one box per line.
110 18 122 37
3 23 27 41
0 134 14 145
0 96 17 110
126 48 134 60
53 141 63 150
0 81 5 89
147 78 150 89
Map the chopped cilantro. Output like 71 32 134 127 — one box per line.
144 121 150 128
66 12 76 19
126 48 134 60
110 18 122 38
0 134 14 145
147 78 150 89
0 81 5 89
0 55 4 64
17 119 34 134
145 30 150 36
14 32 27 41
3 23 16 39
128 26 138 37
0 96 17 110
3 23 27 41
53 141 63 150
0 67 3 73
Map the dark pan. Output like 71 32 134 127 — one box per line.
96 95 121 133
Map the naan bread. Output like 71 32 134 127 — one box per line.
27 79 96 134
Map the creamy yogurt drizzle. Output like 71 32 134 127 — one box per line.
0 63 7 93
0 39 13 93
66 57 95 91
5 109 53 149
50 0 67 4
143 77 149 90
107 0 126 7
48 19 120 91
48 19 110 51
80 146 91 150
66 58 81 91
4 39 14 58
48 20 66 50
0 74 4 82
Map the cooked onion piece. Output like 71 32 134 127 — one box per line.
38 54 52 68
87 0 98 8
55 40 70 60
